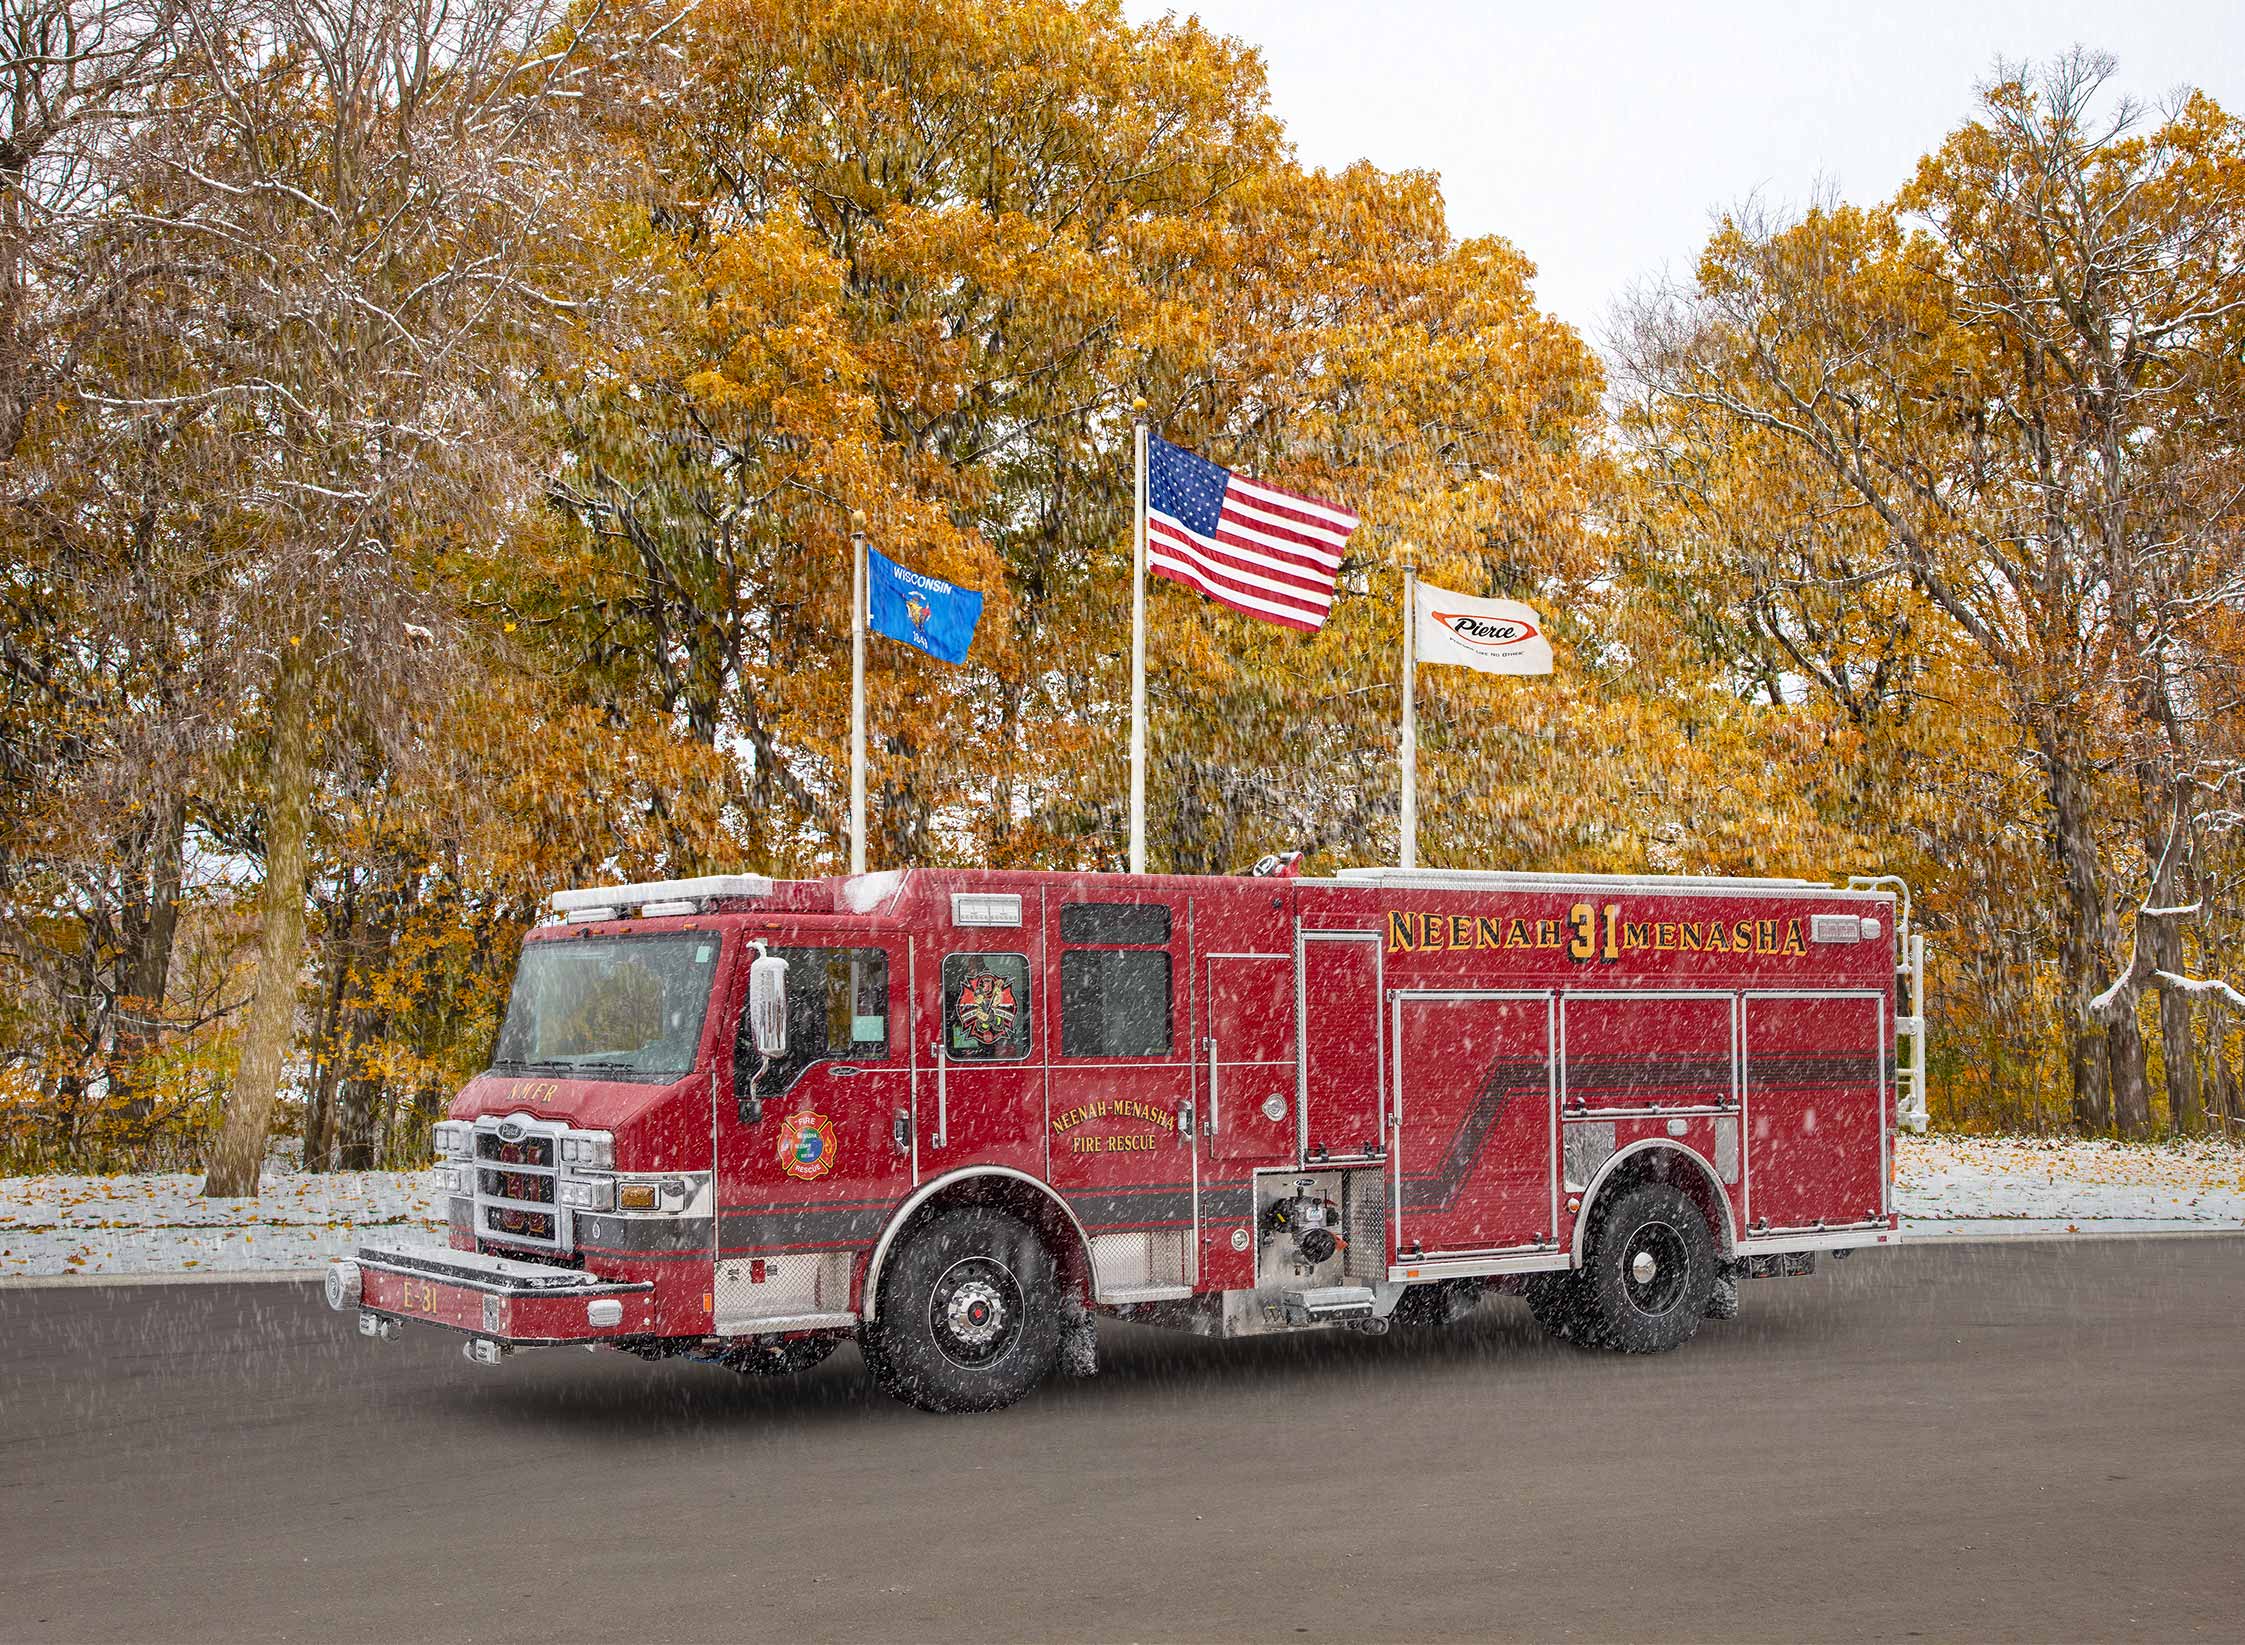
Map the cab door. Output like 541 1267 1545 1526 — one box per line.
714 940 909 1328
1044 893 1197 1298
912 893 1045 1180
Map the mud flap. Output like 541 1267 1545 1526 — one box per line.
1059 1297 1099 1377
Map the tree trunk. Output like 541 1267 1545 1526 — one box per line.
2068 1021 2112 1136
2046 741 2117 1132
300 896 355 1173
2156 979 2201 1136
2106 1004 2152 1139
333 1017 388 1171
2144 880 2200 1136
203 647 316 1197
2212 1029 2238 1134
109 787 189 1111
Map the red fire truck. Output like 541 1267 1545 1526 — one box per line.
326 865 1925 1411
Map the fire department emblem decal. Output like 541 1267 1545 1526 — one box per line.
777 1111 838 1181
952 970 1018 1047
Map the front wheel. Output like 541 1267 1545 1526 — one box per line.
859 1206 1061 1413
1576 1181 1717 1353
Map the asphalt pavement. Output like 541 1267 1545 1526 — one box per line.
3 1237 2242 1643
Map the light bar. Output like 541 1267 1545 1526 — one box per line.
951 892 1022 928
551 874 774 918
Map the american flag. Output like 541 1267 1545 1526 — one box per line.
1145 433 1359 633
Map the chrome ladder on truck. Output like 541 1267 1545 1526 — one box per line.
1850 874 1928 1134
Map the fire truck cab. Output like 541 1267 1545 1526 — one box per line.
327 864 1924 1412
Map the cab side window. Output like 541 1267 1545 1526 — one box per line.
942 952 1032 1060
1060 901 1174 1058
740 947 889 1094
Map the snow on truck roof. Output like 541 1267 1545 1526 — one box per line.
1335 867 1842 894
549 865 1896 924
551 875 773 921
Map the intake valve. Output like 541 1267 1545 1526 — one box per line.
1262 1180 1343 1266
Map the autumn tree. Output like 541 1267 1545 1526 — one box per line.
63 0 665 1193
1617 52 2245 1135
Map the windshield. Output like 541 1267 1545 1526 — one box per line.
491 934 722 1080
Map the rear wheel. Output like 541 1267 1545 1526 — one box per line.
1575 1181 1716 1353
718 1335 840 1377
859 1206 1061 1413
1522 1271 1600 1344
1390 1278 1484 1330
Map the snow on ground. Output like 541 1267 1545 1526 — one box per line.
2 1134 2240 1281
1894 1133 2245 1238
0 1169 448 1279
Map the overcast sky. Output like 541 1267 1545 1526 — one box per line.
1121 1 2245 344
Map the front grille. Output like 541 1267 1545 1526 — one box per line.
479 1136 553 1168
473 1120 565 1251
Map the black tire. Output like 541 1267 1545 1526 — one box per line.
718 1334 840 1377
1576 1181 1717 1353
1522 1270 1602 1344
859 1206 1061 1413
1390 1278 1483 1330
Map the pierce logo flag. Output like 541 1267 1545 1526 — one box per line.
1413 580 1553 674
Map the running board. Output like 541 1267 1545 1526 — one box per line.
714 1310 857 1335
1100 1283 1194 1305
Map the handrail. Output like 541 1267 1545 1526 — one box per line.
1849 874 1927 1134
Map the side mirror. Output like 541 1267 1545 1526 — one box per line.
748 952 789 1058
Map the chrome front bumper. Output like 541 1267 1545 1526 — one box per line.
329 1242 656 1345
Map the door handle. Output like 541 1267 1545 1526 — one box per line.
1175 1100 1193 1147
929 1041 948 1149
1204 1036 1220 1137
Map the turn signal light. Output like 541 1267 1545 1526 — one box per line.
617 1183 658 1211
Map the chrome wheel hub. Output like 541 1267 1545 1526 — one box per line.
1621 1220 1691 1319
945 1278 1008 1348
929 1255 1026 1370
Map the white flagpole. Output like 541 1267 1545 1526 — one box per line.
849 510 868 875
1129 399 1149 875
1400 547 1418 870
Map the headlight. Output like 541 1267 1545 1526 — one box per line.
431 1121 471 1159
558 1177 614 1212
559 1131 614 1169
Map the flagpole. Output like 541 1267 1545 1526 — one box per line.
1400 545 1418 871
1129 398 1149 875
849 510 868 876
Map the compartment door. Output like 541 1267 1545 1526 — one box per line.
1204 951 1296 1166
1743 993 1887 1233
1299 932 1386 1162
1393 992 1555 1256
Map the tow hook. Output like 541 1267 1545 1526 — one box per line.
463 1337 511 1366
356 1313 400 1342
